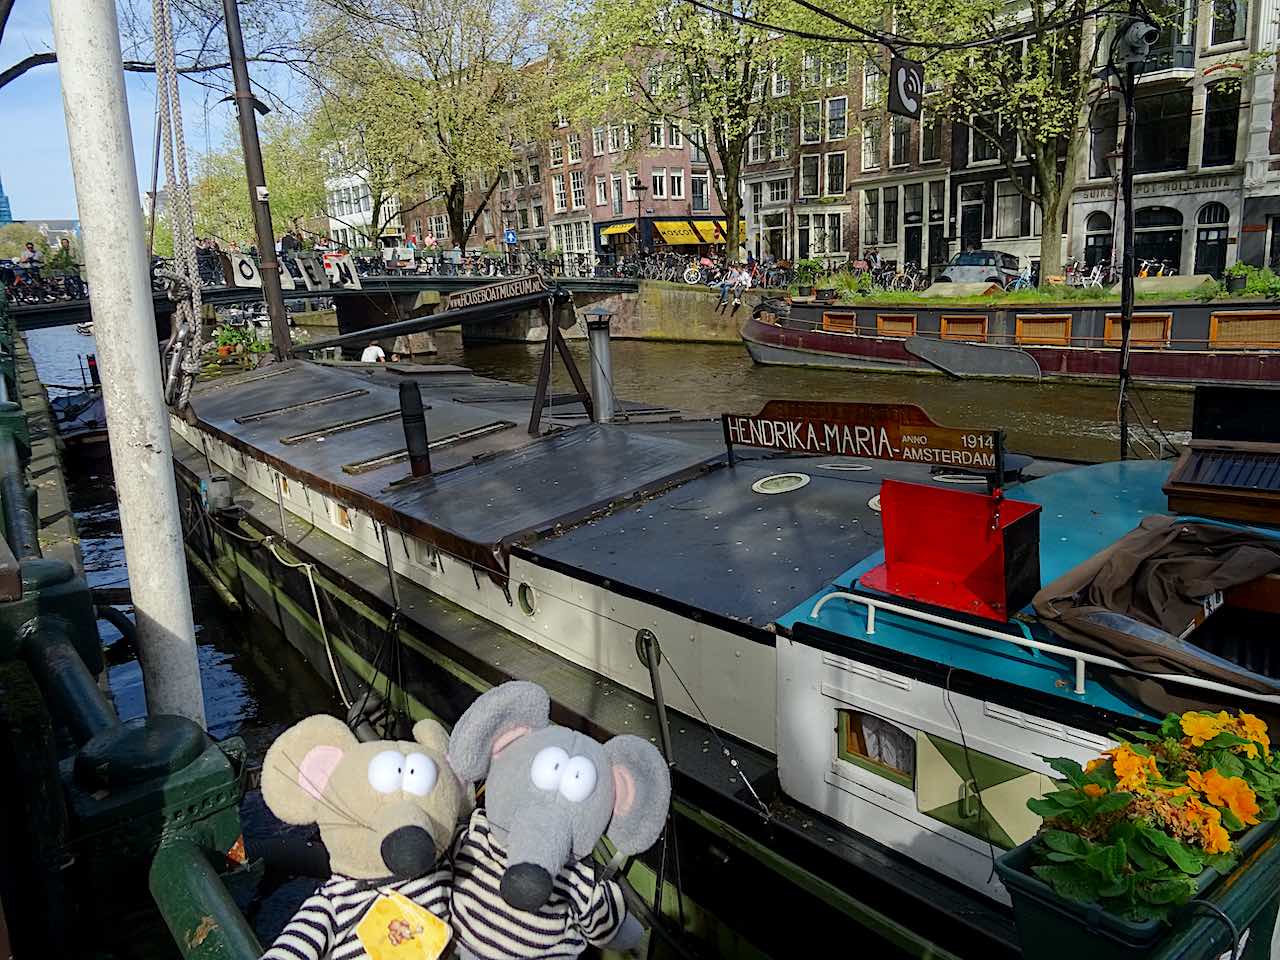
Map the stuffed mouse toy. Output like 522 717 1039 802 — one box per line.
260 715 469 960
447 681 671 960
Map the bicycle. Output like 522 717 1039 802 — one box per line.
1005 264 1035 291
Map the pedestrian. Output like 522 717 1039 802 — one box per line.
360 341 386 363
18 242 42 267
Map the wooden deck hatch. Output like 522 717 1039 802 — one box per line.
1164 385 1280 524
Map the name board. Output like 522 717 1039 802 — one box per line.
721 400 1004 474
224 253 262 288
323 252 362 290
445 275 545 311
1075 174 1240 203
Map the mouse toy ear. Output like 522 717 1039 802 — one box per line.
447 681 550 784
602 735 671 856
262 715 357 825
411 717 450 755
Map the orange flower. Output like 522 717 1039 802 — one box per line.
1181 711 1230 747
1189 769 1260 827
1083 783 1107 798
1235 712 1271 758
1085 757 1107 773
1108 744 1159 792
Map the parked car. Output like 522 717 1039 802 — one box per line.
936 250 1022 287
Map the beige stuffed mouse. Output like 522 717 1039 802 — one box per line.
259 714 469 960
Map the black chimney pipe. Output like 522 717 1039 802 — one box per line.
399 382 431 477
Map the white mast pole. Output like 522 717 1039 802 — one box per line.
48 0 206 725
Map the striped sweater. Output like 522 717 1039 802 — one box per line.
261 869 451 960
449 809 626 960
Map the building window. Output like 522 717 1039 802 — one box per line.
528 161 541 184
518 207 530 230
570 170 585 209
970 114 999 162
904 183 923 225
1202 82 1241 167
824 213 844 253
891 116 910 166
827 97 847 140
1195 202 1230 277
801 101 822 144
771 114 790 159
692 175 710 211
773 63 790 97
863 60 882 107
1084 210 1113 269
623 124 634 149
800 155 820 197
651 167 667 198
608 126 622 153
825 153 846 195
690 132 709 165
592 128 606 156
555 111 568 128
1135 89 1192 173
514 166 526 187
836 709 915 788
921 110 941 162
668 124 683 148
550 140 564 166
802 51 823 88
863 188 879 245
650 123 665 148
883 185 898 244
669 169 685 199
862 119 881 170
532 203 544 227
595 176 608 206
611 176 623 215
749 122 766 163
996 180 1023 238
827 52 849 86
1089 102 1118 179
552 174 567 212
1211 0 1246 44
750 181 763 212
567 133 582 163
625 172 637 201
769 178 790 203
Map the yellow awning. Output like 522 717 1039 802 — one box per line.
692 220 750 244
653 221 702 245
600 223 635 237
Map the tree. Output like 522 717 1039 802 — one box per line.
0 223 51 259
308 0 558 252
574 0 814 256
190 114 327 244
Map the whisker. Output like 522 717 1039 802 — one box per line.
272 749 376 832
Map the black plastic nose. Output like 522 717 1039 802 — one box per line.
381 825 436 879
500 862 553 911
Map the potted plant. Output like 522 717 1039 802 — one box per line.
794 258 823 297
996 710 1280 960
1224 262 1253 294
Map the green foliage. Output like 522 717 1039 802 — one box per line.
0 224 51 260
794 259 824 285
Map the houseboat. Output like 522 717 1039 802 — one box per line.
171 285 1280 958
741 298 1280 386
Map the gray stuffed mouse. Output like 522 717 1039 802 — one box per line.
447 681 671 960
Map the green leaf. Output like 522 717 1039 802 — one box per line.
1160 715 1185 739
1046 850 1083 863
1145 878 1194 905
1032 864 1103 904
1084 841 1126 882
1127 742 1153 757
1204 731 1251 750
1028 796 1070 817
1124 901 1173 923
1045 757 1086 787
1113 727 1158 742
1093 792 1134 815
1047 789 1086 808
1098 879 1130 899
1138 826 1205 875
1041 830 1092 857
1211 750 1245 779
1221 808 1244 832
1204 851 1239 874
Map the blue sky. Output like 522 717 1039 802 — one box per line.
0 2 239 220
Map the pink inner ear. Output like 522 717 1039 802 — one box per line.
298 745 344 800
613 765 637 817
491 725 530 757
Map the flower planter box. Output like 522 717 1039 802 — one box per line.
995 819 1278 960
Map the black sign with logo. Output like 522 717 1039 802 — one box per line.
888 57 925 120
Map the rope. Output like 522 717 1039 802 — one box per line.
151 0 203 411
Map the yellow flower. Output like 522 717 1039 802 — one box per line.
1083 783 1107 798
1189 769 1261 827
1107 744 1159 792
1085 758 1107 773
1181 711 1229 747
1235 712 1271 758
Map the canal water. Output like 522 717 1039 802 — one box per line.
23 324 1189 956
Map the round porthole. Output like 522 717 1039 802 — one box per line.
868 494 882 513
517 583 537 616
932 473 987 485
816 463 871 472
752 473 811 495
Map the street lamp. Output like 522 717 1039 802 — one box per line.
1106 145 1124 279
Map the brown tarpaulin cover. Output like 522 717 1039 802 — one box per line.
1033 515 1280 713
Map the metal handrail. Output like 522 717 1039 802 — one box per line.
808 590 1280 704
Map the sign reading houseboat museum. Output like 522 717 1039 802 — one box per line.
444 275 546 311
721 400 1003 472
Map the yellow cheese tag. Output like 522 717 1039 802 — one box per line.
355 891 451 960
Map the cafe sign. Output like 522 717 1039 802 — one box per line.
721 400 1004 475
444 275 546 311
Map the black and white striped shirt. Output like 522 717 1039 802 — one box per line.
449 809 626 960
262 870 451 960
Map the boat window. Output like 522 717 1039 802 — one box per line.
941 315 988 341
1209 311 1280 349
876 313 917 337
1104 312 1172 346
836 709 915 787
1015 313 1072 346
